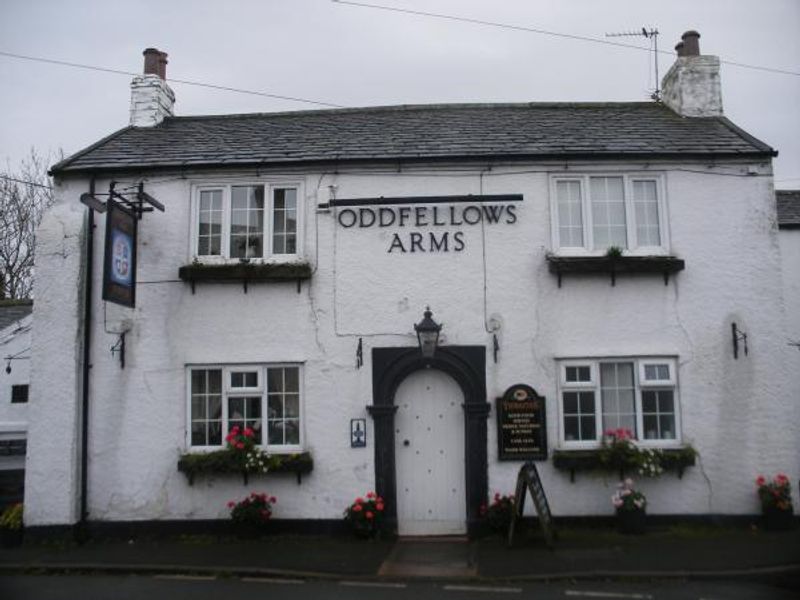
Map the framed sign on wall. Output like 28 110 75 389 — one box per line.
496 384 547 461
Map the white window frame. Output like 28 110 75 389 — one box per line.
549 173 669 256
186 363 304 454
557 356 681 449
190 181 303 263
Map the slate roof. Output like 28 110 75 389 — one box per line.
50 102 776 175
777 190 800 228
0 300 33 332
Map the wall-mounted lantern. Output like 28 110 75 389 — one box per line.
414 306 442 358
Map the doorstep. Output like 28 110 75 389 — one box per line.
378 537 477 578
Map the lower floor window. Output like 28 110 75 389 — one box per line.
558 357 679 446
189 364 302 451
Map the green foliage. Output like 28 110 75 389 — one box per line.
177 450 313 484
228 492 276 526
0 503 23 530
605 245 623 258
756 473 793 511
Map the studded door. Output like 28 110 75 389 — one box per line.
394 369 466 536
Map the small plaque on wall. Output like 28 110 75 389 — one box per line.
351 418 367 448
496 384 547 461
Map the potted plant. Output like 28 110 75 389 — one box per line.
481 492 516 534
756 473 794 531
612 479 647 534
344 492 385 539
227 492 276 538
0 503 24 548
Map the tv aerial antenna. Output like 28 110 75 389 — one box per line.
606 27 661 101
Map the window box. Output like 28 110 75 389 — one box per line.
177 450 314 485
547 254 685 287
552 446 697 482
178 261 312 293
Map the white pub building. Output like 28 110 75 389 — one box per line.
25 33 799 536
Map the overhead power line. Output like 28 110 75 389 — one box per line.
0 174 52 189
332 0 800 77
0 50 345 108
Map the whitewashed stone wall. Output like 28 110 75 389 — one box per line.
27 159 799 525
0 314 31 470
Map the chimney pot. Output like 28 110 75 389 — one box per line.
143 48 167 80
681 30 701 56
675 41 685 57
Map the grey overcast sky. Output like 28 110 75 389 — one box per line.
1 0 798 187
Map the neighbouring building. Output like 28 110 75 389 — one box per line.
0 299 32 507
778 190 800 342
25 34 799 535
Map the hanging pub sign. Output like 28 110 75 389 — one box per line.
496 384 547 461
102 199 137 308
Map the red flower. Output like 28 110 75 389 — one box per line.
756 475 766 487
352 504 363 512
355 497 364 504
244 427 254 438
376 502 384 512
376 497 383 504
270 496 277 504
227 501 235 508
236 442 245 450
366 491 376 499
366 511 374 520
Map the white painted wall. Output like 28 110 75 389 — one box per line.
27 158 799 525
0 314 30 470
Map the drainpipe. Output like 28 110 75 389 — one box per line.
77 177 95 542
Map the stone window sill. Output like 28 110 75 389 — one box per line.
546 254 686 287
178 262 312 293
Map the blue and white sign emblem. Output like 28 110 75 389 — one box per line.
110 230 133 287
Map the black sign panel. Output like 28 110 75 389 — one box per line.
496 384 547 461
508 461 555 548
102 199 137 308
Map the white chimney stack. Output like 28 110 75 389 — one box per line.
129 48 175 127
661 31 723 117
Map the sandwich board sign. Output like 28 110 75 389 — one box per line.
508 461 556 548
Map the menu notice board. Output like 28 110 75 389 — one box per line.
496 384 547 461
508 461 556 549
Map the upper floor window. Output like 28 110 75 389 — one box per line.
550 175 667 255
194 183 300 261
558 357 680 448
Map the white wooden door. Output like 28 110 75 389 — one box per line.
395 369 466 536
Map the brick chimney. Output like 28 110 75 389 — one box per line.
661 31 722 117
129 48 175 127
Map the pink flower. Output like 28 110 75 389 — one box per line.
376 502 384 512
756 475 766 487
244 427 254 438
366 491 376 499
355 497 364 504
270 496 277 504
365 511 374 520
352 504 363 512
236 442 245 450
227 501 235 508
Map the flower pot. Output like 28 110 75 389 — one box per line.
351 521 378 539
763 506 794 532
1 527 23 548
616 508 646 535
232 521 268 539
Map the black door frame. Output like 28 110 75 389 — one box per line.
369 345 489 536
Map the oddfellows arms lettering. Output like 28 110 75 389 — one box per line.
331 194 522 253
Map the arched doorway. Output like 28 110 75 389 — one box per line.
394 369 466 535
369 346 488 537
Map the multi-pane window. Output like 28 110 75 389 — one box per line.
552 175 666 253
194 183 300 260
559 358 679 446
188 365 302 451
